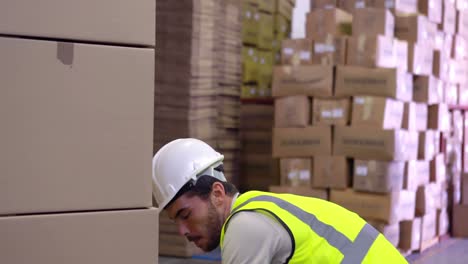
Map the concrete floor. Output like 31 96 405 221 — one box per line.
159 239 468 264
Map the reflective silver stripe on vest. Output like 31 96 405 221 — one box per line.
232 195 379 263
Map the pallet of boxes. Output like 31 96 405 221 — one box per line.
271 0 455 255
240 0 295 191
0 1 158 263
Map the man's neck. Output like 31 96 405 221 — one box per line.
223 192 239 220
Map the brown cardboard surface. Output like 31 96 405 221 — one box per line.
312 98 351 126
395 15 430 43
353 160 405 193
0 37 154 215
306 8 353 39
418 131 436 160
279 158 313 186
312 35 348 66
408 42 434 76
272 65 334 97
402 102 428 131
433 50 450 81
418 0 443 23
269 185 329 200
313 156 351 189
0 208 159 264
0 0 155 46
346 35 396 68
274 96 311 127
351 96 404 129
330 189 416 224
333 126 419 161
416 184 437 216
335 66 413 102
365 0 418 14
366 220 400 247
428 103 451 131
399 218 422 251
352 8 394 37
281 38 313 65
453 204 468 237
311 0 337 10
413 76 444 104
404 161 430 191
273 126 332 157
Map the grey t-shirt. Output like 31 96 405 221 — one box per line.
221 194 292 264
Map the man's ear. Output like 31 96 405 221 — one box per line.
211 181 226 206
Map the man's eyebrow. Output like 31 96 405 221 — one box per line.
174 207 188 220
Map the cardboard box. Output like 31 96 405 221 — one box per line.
311 0 337 10
399 218 422 251
365 0 418 14
420 211 437 246
430 154 447 182
394 39 409 71
273 127 332 157
440 0 457 34
257 12 274 50
413 76 444 104
404 161 430 191
279 158 313 186
269 185 329 200
257 50 274 89
330 189 416 223
418 0 443 23
306 8 353 39
272 65 334 97
281 38 313 65
274 96 310 127
367 220 400 247
312 98 351 126
437 209 449 236
337 0 367 13
242 4 259 45
276 0 294 20
351 96 404 130
0 0 155 46
274 13 291 39
395 15 430 43
312 35 348 65
418 131 436 160
428 104 451 131
258 0 275 12
242 46 259 83
452 204 468 237
313 156 351 189
433 50 450 81
416 184 437 216
353 160 406 193
0 37 154 215
333 126 419 161
457 10 468 38
402 102 428 131
408 42 434 76
335 66 413 102
352 8 394 37
0 208 159 264
346 35 396 68
445 83 459 105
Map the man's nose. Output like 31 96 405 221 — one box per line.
178 223 189 236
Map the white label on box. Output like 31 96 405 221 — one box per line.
356 166 368 176
333 109 344 118
321 110 332 118
314 43 335 53
299 170 311 180
283 48 293 55
354 97 365 104
385 0 395 8
355 1 365 8
300 51 311 60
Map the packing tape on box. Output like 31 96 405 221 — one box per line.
57 42 74 66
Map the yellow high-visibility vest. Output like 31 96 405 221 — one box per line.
220 191 408 263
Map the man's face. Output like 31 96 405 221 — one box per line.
166 194 223 252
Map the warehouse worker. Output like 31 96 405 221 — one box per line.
152 138 408 263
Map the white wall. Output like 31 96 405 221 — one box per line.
291 0 311 39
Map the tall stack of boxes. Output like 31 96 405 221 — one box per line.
0 1 158 263
270 0 468 255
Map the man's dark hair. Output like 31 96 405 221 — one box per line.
164 164 238 209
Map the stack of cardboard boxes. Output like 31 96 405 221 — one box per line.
0 1 158 263
241 0 295 98
270 0 468 254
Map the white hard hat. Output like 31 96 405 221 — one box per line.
152 138 225 209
